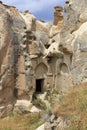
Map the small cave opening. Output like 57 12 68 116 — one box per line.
13 88 18 98
35 79 44 94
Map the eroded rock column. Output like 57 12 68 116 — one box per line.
53 6 63 26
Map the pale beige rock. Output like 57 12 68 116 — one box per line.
15 100 40 113
44 41 63 58
79 10 87 23
53 6 63 26
36 124 44 130
36 20 52 34
30 106 41 113
49 25 60 38
20 11 36 31
15 100 32 109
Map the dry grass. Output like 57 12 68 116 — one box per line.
53 83 87 130
0 112 43 130
0 83 87 130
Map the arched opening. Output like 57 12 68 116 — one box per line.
35 63 48 78
60 63 69 74
35 63 48 94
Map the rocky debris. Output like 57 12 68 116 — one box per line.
15 100 41 113
44 115 67 130
15 100 32 111
30 106 41 113
36 114 67 130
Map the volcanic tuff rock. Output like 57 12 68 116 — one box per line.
0 0 87 118
0 2 61 117
60 0 87 84
0 2 27 117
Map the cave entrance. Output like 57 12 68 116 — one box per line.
14 88 18 98
35 79 44 94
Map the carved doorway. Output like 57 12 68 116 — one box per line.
35 79 44 93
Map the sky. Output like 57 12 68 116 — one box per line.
2 0 66 22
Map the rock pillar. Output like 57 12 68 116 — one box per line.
53 6 63 25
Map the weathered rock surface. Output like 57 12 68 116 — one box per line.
15 100 40 113
0 0 87 120
53 6 63 26
36 115 67 130
0 2 32 117
59 0 87 86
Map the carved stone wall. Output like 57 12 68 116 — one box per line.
35 63 48 79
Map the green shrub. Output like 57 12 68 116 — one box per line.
51 89 59 95
33 98 47 110
47 108 52 116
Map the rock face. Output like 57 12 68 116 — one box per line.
0 0 87 117
0 3 26 117
60 0 87 85
0 3 30 117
